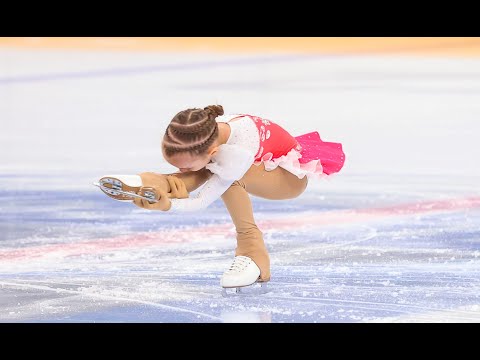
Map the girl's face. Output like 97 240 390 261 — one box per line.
163 148 215 173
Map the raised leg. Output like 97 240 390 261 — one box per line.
240 163 308 200
166 167 213 193
139 167 213 196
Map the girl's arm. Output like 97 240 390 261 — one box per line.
168 173 236 212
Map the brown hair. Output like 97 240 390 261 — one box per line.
163 105 224 157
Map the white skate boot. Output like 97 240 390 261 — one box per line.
93 175 157 203
220 256 269 296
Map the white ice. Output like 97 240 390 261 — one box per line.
0 48 479 322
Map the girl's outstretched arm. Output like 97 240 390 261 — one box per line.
168 173 235 212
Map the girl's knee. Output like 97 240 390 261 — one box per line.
286 176 308 199
302 176 309 193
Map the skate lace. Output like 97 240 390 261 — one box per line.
225 256 252 274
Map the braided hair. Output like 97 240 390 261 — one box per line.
163 105 224 157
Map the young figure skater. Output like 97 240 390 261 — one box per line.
97 105 345 291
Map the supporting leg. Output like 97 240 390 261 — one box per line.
221 180 270 281
220 164 309 282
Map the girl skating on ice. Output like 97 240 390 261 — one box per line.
96 105 345 292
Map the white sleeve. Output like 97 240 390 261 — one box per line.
168 144 254 212
204 143 255 182
168 174 234 212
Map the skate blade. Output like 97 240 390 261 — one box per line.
221 281 270 297
93 178 158 203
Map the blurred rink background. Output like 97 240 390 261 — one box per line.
0 37 479 323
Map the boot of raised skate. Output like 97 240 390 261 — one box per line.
94 172 188 202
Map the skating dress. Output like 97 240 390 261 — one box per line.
169 114 345 212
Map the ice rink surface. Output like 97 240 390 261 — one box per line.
0 47 479 322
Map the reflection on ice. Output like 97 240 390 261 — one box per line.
221 311 272 323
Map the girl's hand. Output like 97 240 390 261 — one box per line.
132 186 172 211
165 175 189 199
138 172 189 199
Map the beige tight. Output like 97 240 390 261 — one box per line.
162 164 309 281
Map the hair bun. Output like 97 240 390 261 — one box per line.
204 105 224 117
